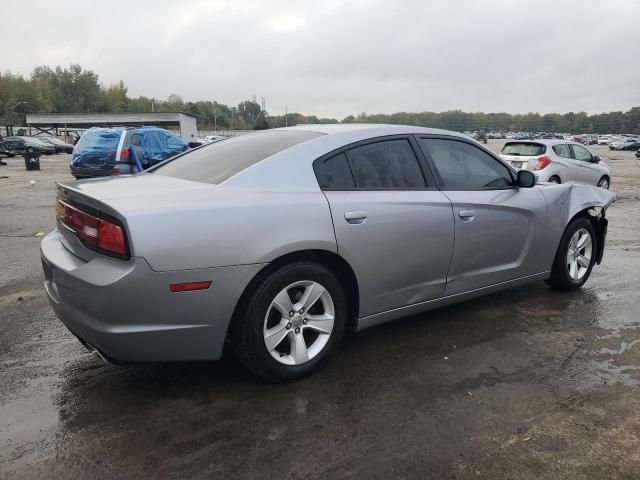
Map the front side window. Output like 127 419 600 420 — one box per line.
553 144 572 159
571 144 592 161
418 138 513 189
346 139 426 189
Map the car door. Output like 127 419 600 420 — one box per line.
316 137 455 318
550 143 577 182
417 136 550 296
570 144 599 185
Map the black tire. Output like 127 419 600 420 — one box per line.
232 261 347 382
597 176 610 189
545 217 597 291
7 153 15 158
548 175 561 184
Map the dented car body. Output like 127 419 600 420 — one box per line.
40 125 616 379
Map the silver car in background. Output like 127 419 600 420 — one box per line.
499 139 611 189
41 125 615 381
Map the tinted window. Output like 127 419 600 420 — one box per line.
419 138 513 189
571 144 592 161
553 144 572 158
501 142 546 156
346 139 425 188
315 153 354 189
153 130 323 184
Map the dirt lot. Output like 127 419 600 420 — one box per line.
1 141 640 479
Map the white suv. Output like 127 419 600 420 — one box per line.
499 140 611 189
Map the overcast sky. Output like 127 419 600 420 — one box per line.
2 0 639 118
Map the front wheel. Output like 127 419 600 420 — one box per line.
546 217 596 291
597 176 610 189
232 262 347 382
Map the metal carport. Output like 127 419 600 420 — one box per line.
25 112 198 142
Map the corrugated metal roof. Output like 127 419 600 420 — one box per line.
26 112 197 127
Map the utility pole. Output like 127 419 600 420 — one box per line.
285 107 288 127
213 101 217 133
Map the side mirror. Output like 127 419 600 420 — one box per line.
592 155 601 163
517 170 536 188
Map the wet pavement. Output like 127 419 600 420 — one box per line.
1 142 640 479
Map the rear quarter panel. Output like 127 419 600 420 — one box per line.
109 187 337 271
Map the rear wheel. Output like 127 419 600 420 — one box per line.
548 175 561 184
232 262 347 382
597 176 610 189
546 217 596 291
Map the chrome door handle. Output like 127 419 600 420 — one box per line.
459 209 475 221
345 211 368 224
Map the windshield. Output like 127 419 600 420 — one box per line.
152 130 323 184
501 142 546 156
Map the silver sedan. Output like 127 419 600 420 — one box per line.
499 139 611 189
41 125 615 381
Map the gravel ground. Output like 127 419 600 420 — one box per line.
1 141 640 479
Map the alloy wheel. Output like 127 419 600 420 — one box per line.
263 280 335 366
566 228 592 281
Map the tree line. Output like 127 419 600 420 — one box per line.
1 64 638 134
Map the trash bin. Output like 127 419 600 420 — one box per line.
23 151 41 171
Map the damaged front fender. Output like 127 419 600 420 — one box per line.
538 183 616 265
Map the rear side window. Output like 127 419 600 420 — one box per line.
315 153 355 189
552 144 572 158
153 130 323 184
501 142 546 156
419 138 513 189
346 139 426 189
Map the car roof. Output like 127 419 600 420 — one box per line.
504 138 576 146
282 123 471 139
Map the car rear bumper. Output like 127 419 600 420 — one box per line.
41 228 264 362
69 165 114 178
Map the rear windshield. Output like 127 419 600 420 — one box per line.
152 130 323 184
501 142 546 156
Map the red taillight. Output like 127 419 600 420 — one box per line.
120 148 130 159
169 281 212 293
57 199 129 258
111 171 123 176
98 219 127 256
535 156 552 170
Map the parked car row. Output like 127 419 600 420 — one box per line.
1 136 55 156
608 136 640 151
483 132 640 147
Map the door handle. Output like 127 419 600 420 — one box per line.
345 211 368 224
458 209 475 221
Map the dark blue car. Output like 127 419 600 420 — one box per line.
70 126 188 178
